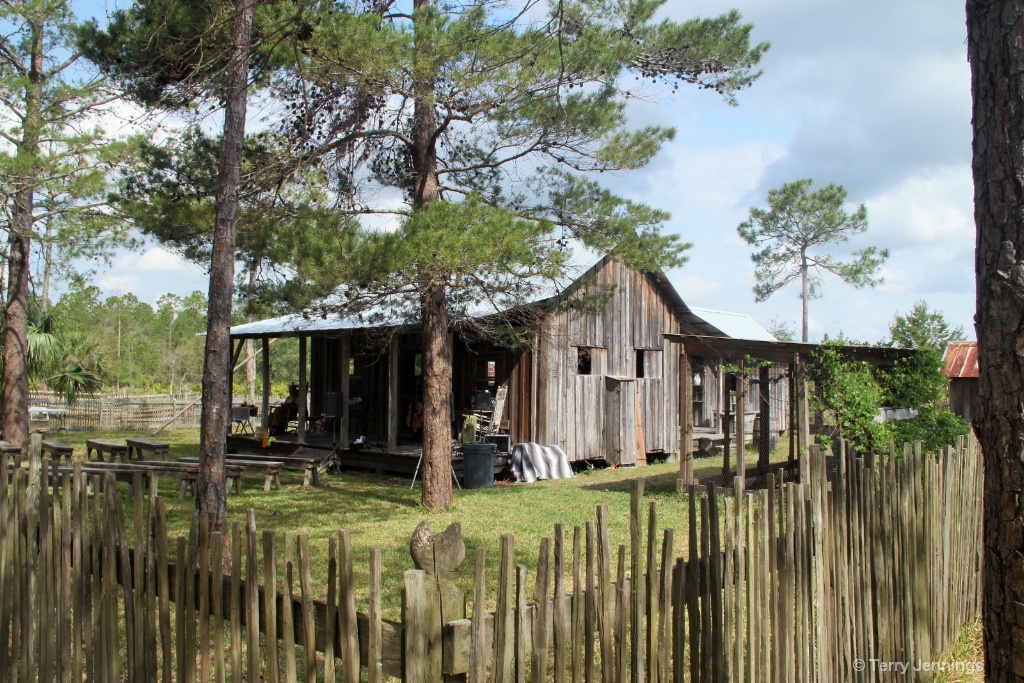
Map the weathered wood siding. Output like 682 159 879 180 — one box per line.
535 259 682 463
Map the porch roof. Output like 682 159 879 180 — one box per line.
663 333 917 366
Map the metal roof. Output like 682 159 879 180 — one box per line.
230 311 399 339
663 333 917 366
230 257 771 342
943 342 979 379
687 307 776 341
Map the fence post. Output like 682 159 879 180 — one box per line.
405 569 428 683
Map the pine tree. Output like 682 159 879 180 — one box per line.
283 0 768 507
737 178 889 343
0 0 131 448
967 0 1024 676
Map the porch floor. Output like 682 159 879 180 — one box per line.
225 432 508 479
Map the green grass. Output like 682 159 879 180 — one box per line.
42 428 795 620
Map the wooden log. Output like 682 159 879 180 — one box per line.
515 564 528 683
686 488 700 683
231 524 245 683
298 535 318 682
629 481 644 683
212 531 226 683
199 515 211 683
533 538 551 683
554 524 568 683
404 570 428 683
472 546 488 683
597 505 615 683
327 540 341 683
585 521 596 683
278 532 294 683
658 529 673 683
340 529 360 683
494 535 515 683
369 547 384 683
572 527 583 683
262 531 279 680
646 500 659 683
246 511 262 682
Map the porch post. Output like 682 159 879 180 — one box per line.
298 335 308 445
722 376 731 476
228 338 244 413
261 337 270 428
788 359 796 463
758 364 771 475
679 349 694 487
387 335 398 452
796 352 810 483
339 334 350 449
736 360 746 483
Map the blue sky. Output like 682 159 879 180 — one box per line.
85 0 975 342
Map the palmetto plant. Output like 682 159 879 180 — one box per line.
15 301 104 404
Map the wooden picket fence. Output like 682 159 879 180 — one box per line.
27 391 204 431
0 437 982 682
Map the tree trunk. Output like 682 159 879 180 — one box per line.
420 282 452 508
245 265 257 405
412 0 452 508
2 20 43 450
967 1 1024 679
800 250 809 343
197 0 253 536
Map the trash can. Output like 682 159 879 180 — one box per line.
461 442 497 489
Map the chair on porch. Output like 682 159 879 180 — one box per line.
231 405 255 435
477 385 508 437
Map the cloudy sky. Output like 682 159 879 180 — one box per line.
89 0 975 343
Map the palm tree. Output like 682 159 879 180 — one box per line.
10 300 104 404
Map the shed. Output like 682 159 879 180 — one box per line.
943 342 978 425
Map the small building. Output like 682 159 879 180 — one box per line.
943 341 979 425
230 257 784 467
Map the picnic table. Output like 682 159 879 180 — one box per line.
228 452 321 486
86 439 131 463
0 440 22 467
181 456 285 493
41 439 74 464
126 438 170 461
82 460 246 498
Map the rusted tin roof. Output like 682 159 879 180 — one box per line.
943 342 979 379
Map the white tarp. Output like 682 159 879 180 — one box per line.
510 443 574 483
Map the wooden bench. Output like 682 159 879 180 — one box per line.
0 440 22 467
86 439 131 463
41 439 74 464
181 457 284 493
74 460 246 498
126 438 170 461
229 452 321 486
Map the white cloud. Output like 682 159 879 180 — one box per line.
96 247 208 305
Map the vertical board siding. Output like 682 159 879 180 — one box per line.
536 259 683 463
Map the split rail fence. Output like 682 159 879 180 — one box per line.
0 437 982 681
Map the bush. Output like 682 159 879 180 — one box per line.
887 408 970 453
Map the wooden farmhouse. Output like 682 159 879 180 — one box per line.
229 257 785 468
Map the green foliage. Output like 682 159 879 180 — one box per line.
768 317 796 341
0 0 137 292
809 342 892 452
737 179 889 341
887 300 966 351
880 348 948 409
810 341 966 455
887 408 969 455
0 301 105 405
272 0 766 317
